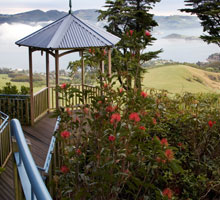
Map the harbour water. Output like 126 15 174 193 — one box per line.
0 23 219 72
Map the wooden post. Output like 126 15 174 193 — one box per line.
46 51 50 112
55 50 59 109
28 47 34 126
100 60 104 95
81 51 85 103
108 48 112 77
101 60 104 74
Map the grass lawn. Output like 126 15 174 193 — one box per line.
142 65 220 94
1 64 220 95
0 74 45 93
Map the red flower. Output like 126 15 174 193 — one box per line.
162 188 173 199
110 113 121 124
156 157 166 164
66 107 71 115
119 88 124 93
178 142 183 147
106 105 116 113
208 120 213 127
95 113 100 119
60 165 69 173
76 149 81 155
129 30 134 36
129 112 141 122
156 157 161 163
60 131 70 139
152 118 157 125
83 107 89 114
98 100 102 104
73 116 80 123
89 48 95 54
141 91 147 98
165 149 174 161
161 138 169 147
60 83 67 89
103 83 108 88
145 30 151 37
156 112 161 118
103 49 107 56
208 120 216 127
140 110 147 116
108 135 116 142
139 126 146 131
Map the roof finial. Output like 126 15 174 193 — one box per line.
69 0 72 14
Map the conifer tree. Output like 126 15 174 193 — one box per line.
99 0 162 89
181 0 220 47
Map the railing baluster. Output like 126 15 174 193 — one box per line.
33 87 49 122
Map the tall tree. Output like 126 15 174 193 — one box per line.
181 0 220 47
99 0 162 89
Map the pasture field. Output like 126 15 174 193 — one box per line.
143 65 220 93
0 74 45 93
1 64 220 94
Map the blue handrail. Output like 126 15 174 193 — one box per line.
0 111 9 132
38 116 60 174
11 119 52 200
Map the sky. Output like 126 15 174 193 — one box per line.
0 0 186 16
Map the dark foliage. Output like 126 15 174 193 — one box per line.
181 0 220 47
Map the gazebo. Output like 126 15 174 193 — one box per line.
15 1 120 125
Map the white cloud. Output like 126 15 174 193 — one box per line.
0 23 42 41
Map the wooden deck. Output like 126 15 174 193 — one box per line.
0 113 57 200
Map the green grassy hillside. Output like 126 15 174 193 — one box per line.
143 65 220 93
0 74 44 93
1 64 220 95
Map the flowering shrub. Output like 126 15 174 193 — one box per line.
54 79 220 199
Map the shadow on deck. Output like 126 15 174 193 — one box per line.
0 113 57 200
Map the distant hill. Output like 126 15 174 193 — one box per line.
208 53 220 62
0 9 201 29
143 65 220 93
163 33 200 40
0 9 99 25
154 15 201 29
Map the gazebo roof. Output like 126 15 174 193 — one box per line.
15 13 120 50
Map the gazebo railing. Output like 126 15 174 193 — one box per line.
0 111 11 169
0 94 30 125
33 87 49 122
0 84 100 125
50 84 100 109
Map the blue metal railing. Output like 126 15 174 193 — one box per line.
0 111 11 168
0 111 9 132
38 116 60 174
11 119 52 200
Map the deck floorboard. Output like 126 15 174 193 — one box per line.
0 113 57 200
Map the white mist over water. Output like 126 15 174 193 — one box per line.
0 23 219 72
0 23 79 72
